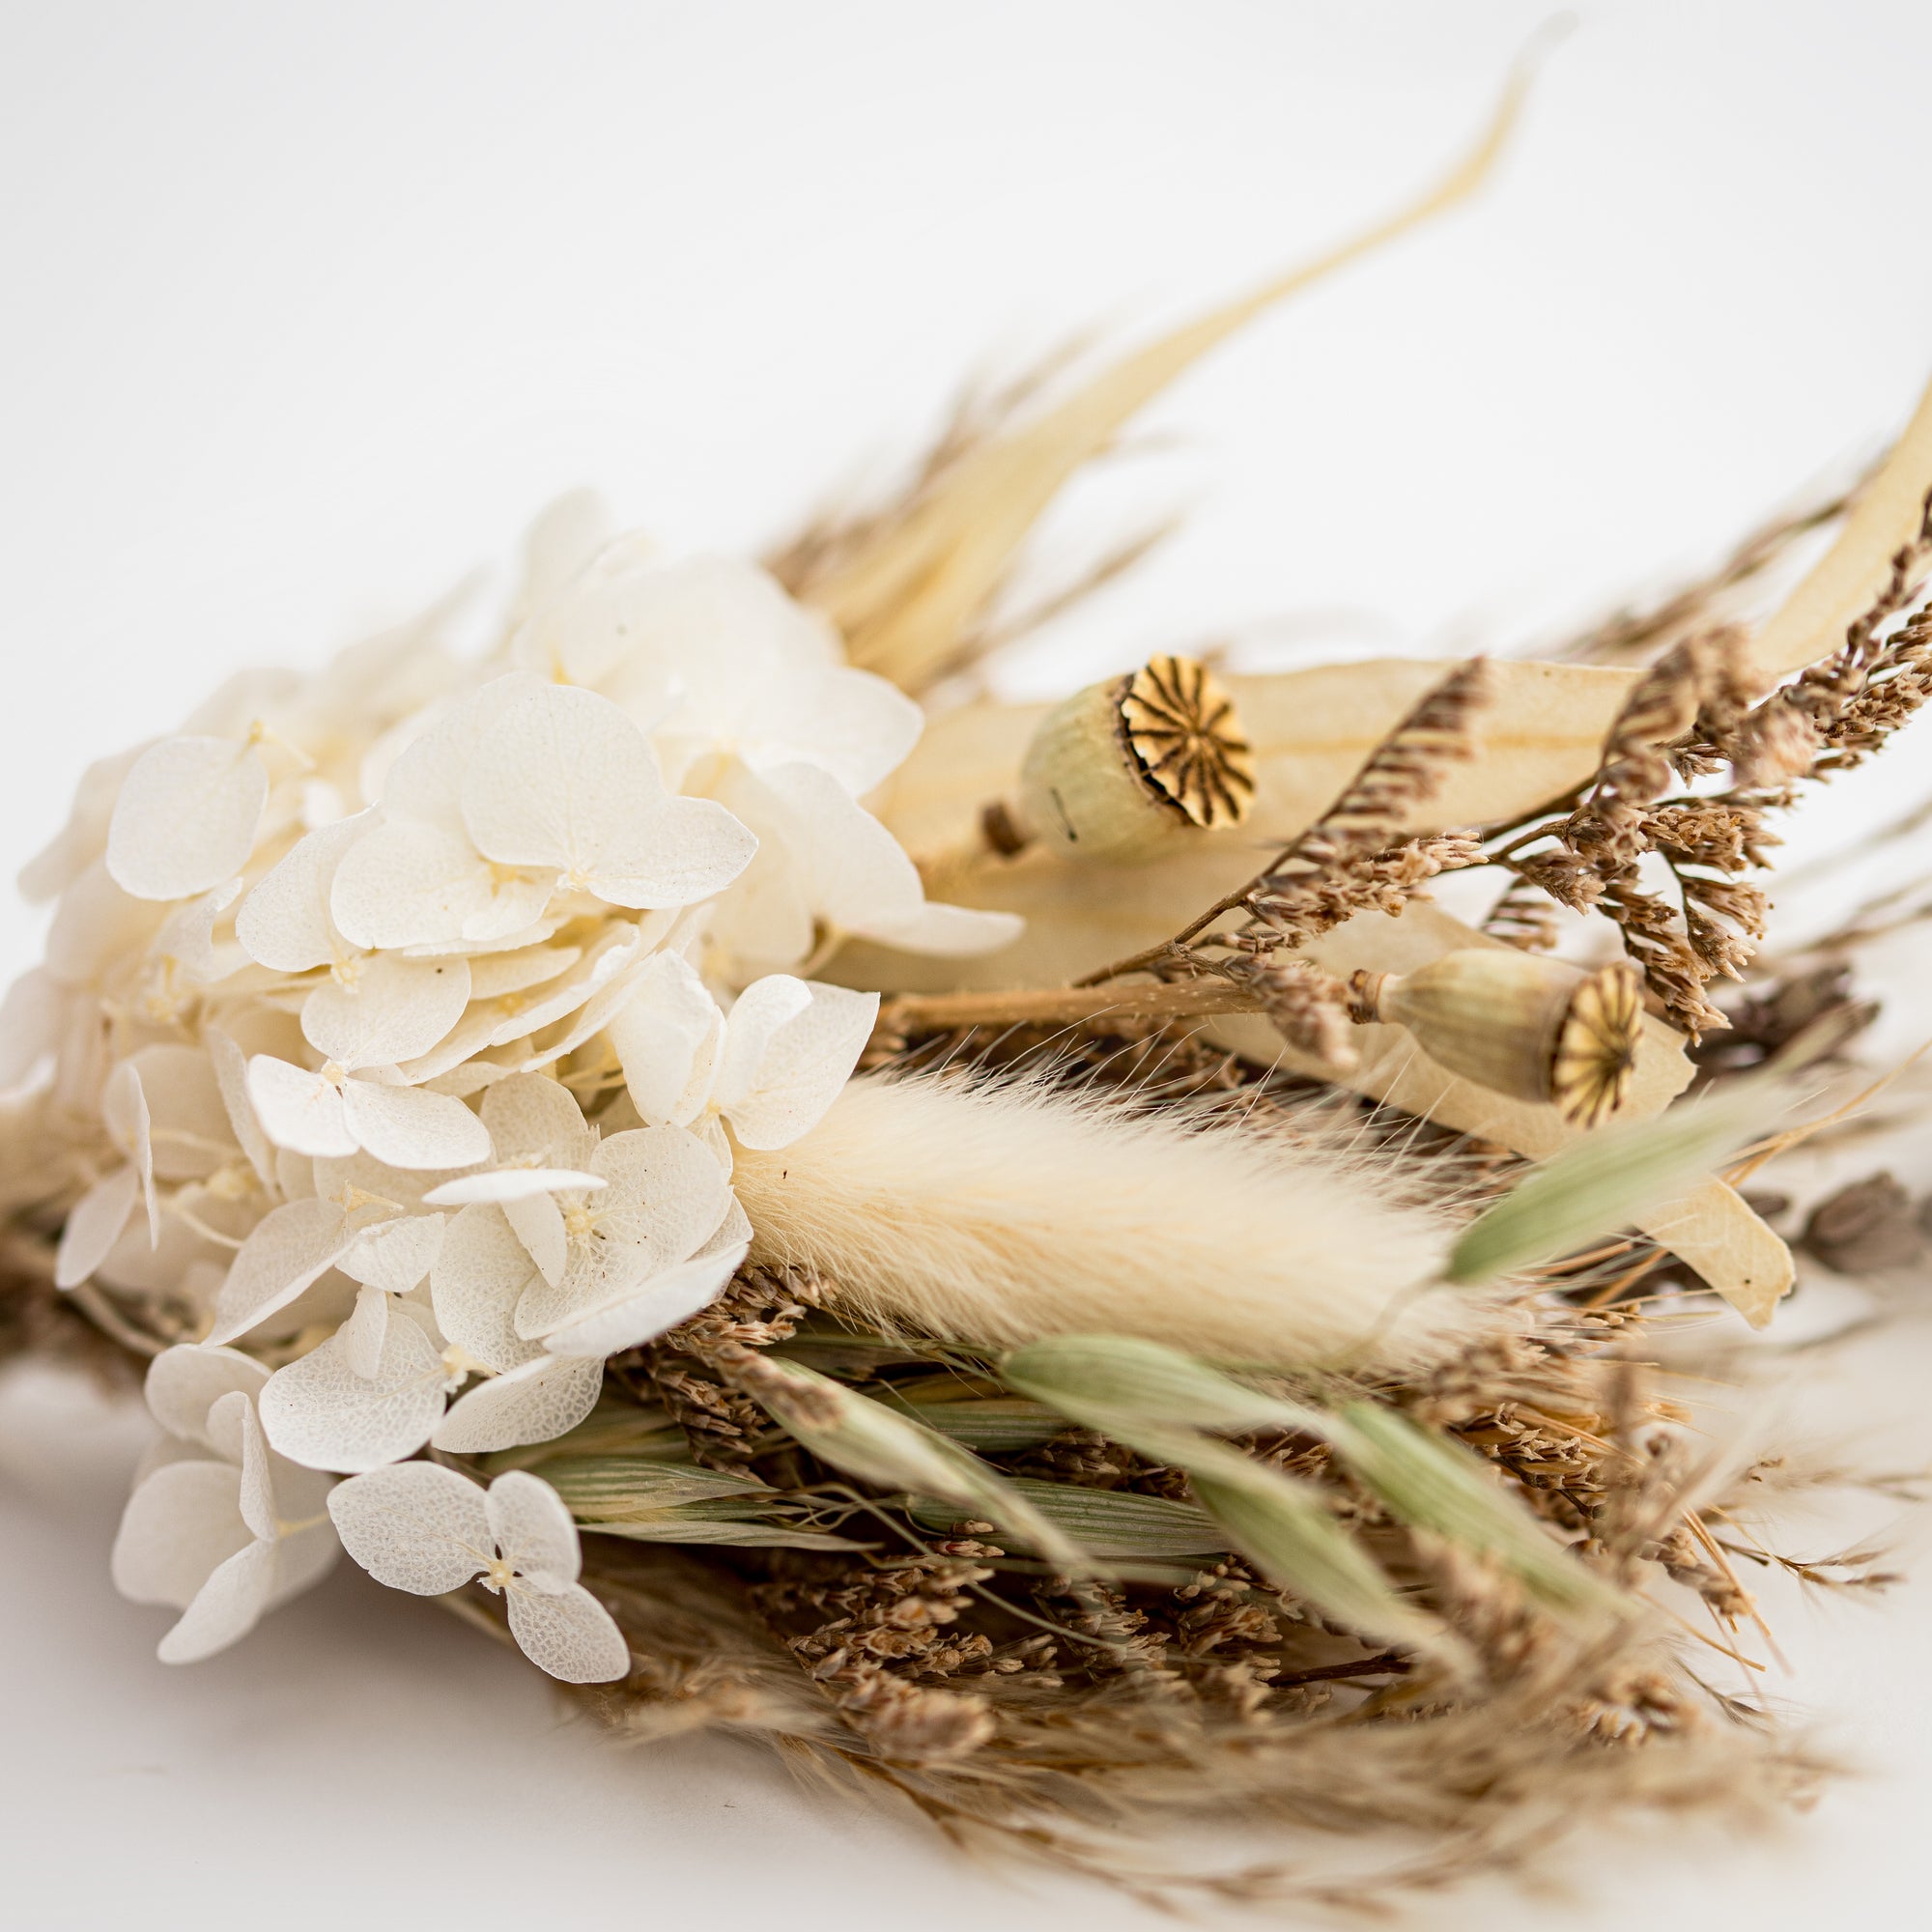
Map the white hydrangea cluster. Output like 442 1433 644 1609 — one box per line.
1 501 1018 1681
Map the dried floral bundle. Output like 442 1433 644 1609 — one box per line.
7 71 1932 1909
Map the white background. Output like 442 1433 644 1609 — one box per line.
6 3 1932 1927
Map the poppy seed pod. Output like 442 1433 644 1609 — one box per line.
1349 951 1644 1128
1012 655 1256 861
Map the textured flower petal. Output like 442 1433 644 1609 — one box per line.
539 1243 745 1358
486 1469 583 1586
430 1204 546 1372
259 1321 449 1473
432 1355 602 1454
235 813 370 970
719 979 877 1151
301 952 472 1069
461 683 754 909
207 1197 355 1346
326 1461 493 1594
150 876 243 984
229 1398 280 1543
466 944 582 1001
460 682 658 875
144 1343 271 1445
337 1210 446 1294
504 1581 631 1683
420 1169 605 1207
127 1042 235 1183
206 1028 277 1186
330 814 554 952
590 1124 732 1264
590 796 758 912
106 736 269 902
607 950 722 1126
503 1189 568 1286
156 1537 279 1663
338 1281 392 1379
247 1056 356 1158
54 1163 141 1289
340 1077 492 1171
479 1072 597 1171
268 1518 341 1607
741 662 923 796
0 966 64 1089
101 1058 159 1244
110 1460 250 1608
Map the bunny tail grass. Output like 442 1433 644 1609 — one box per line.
729 1071 1506 1376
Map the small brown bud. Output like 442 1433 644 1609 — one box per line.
1014 655 1255 861
1350 951 1643 1128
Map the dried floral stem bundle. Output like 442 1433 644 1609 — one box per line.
3 62 1928 1910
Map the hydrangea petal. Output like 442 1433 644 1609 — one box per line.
339 1078 491 1171
235 813 370 971
338 1282 392 1380
420 1168 604 1207
106 736 270 902
740 662 923 796
338 1210 446 1294
487 1469 582 1586
247 1056 356 1159
590 1125 733 1265
156 1538 278 1663
0 967 67 1089
330 814 554 952
110 1460 250 1608
607 950 722 1126
432 1355 602 1454
430 1204 545 1370
719 979 877 1151
54 1163 141 1289
538 1242 745 1358
101 1058 159 1245
207 1197 356 1345
504 1582 630 1684
479 1072 597 1170
259 1320 450 1473
301 952 472 1068
461 683 754 909
269 1517 342 1606
144 1343 272 1444
326 1461 493 1594
503 1189 568 1286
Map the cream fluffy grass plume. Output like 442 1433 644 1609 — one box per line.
4 63 1931 1904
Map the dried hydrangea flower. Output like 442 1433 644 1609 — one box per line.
327 1464 629 1683
111 1346 337 1662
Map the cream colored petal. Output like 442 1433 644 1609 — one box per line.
503 1580 630 1683
110 1460 249 1609
107 736 270 902
235 812 370 970
258 1321 449 1473
301 952 472 1069
156 1537 279 1663
340 1077 491 1171
207 1197 355 1346
326 1461 493 1594
432 1355 601 1455
246 1056 356 1159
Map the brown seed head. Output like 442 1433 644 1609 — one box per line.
1118 654 1256 830
1550 960 1643 1128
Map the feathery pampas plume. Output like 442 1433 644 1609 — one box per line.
732 1070 1505 1375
